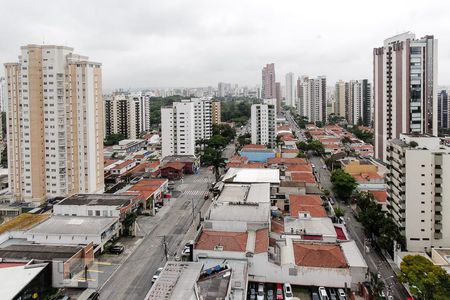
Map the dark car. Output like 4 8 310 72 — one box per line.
87 292 100 300
109 245 124 254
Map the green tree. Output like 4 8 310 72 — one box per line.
341 136 352 144
409 141 418 148
370 272 386 300
122 212 137 236
297 151 307 158
202 147 226 181
212 124 236 143
207 135 228 150
315 121 324 128
330 169 357 201
104 133 126 146
400 255 450 300
296 141 309 152
334 206 344 219
308 140 325 155
237 133 251 148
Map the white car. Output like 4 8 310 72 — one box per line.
284 283 294 299
152 267 163 283
257 283 265 300
181 246 191 256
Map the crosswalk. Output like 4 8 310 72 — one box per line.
181 190 208 197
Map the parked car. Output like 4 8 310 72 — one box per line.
181 245 191 256
329 288 337 300
312 292 320 300
276 283 284 299
267 289 275 300
337 288 347 300
248 284 257 300
318 287 329 300
283 283 293 300
152 267 164 283
257 283 265 300
86 292 100 300
109 244 124 254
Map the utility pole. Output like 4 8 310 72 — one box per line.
162 235 168 262
191 199 195 226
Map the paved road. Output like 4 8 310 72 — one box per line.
284 111 306 142
99 168 214 300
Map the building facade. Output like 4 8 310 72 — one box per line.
285 72 297 108
161 98 212 158
298 76 327 123
334 80 372 126
104 91 151 139
374 33 438 161
438 90 449 130
4 45 104 205
251 99 277 148
386 134 450 252
212 101 221 124
262 63 276 99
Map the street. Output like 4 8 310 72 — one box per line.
285 113 410 300
99 167 214 300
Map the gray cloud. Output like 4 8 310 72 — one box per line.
1 0 450 89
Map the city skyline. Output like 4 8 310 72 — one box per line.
1 0 450 90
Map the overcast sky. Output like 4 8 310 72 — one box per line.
1 0 450 90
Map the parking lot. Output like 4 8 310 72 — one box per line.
248 282 348 300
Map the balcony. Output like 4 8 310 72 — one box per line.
435 214 442 221
435 223 442 230
435 205 442 212
435 187 442 194
436 168 442 175
435 232 443 239
435 177 442 184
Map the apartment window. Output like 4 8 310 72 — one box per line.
421 183 425 186
421 220 425 222
410 238 420 241
421 165 425 167
421 174 425 177
421 192 425 195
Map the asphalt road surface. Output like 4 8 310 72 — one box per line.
99 167 214 300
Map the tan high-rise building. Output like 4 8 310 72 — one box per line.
262 63 276 99
212 101 221 124
5 45 104 205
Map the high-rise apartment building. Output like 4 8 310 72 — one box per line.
285 72 297 108
218 82 226 97
438 90 449 130
386 134 450 252
161 98 212 158
104 92 151 139
4 45 104 205
262 63 276 99
275 82 282 113
334 80 346 118
251 99 277 148
298 76 326 123
0 76 5 112
212 101 221 124
374 33 438 161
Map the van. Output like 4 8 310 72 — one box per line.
318 287 329 300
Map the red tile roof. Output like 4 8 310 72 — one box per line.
195 229 268 253
281 135 297 142
161 161 185 170
290 173 317 184
267 157 307 165
242 144 267 150
289 194 322 206
369 190 387 203
111 159 136 170
255 229 269 254
293 243 347 268
351 172 382 183
271 218 284 234
282 149 299 153
229 155 248 163
286 164 313 173
290 203 327 218
241 162 265 169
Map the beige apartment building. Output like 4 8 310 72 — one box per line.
212 101 221 124
4 45 104 205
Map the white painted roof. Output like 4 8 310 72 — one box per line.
223 168 280 184
0 264 47 299
340 241 368 268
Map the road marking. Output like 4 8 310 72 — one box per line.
95 261 112 266
78 277 96 281
88 269 104 273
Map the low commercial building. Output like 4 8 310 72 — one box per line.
161 155 199 174
53 194 135 220
0 243 94 288
25 216 120 252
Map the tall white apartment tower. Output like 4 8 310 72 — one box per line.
386 134 450 252
4 45 104 205
251 99 277 148
298 76 326 123
161 98 212 158
285 72 297 108
374 33 438 161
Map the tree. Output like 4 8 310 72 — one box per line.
315 121 324 128
400 255 450 300
122 212 137 236
341 136 352 144
330 169 357 201
370 272 386 300
212 124 236 143
409 141 418 148
297 151 307 158
202 147 226 181
237 133 251 148
334 206 344 219
296 141 309 152
308 140 325 155
207 135 228 150
104 133 125 146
